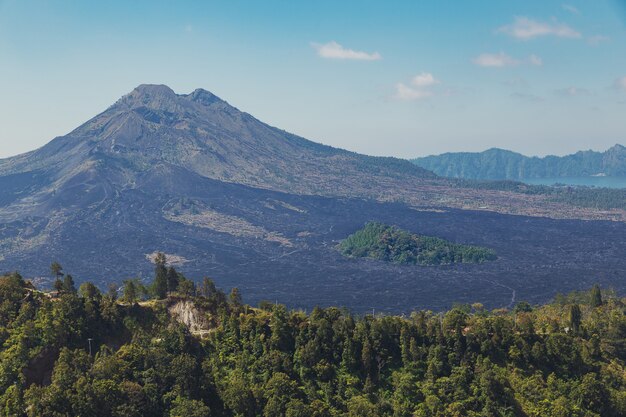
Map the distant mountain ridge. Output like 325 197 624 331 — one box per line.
411 145 626 180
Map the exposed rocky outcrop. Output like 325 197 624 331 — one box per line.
168 298 211 334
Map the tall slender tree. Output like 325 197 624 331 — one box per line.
107 283 118 301
590 285 602 308
62 275 76 294
166 266 179 294
53 278 64 293
153 253 168 299
122 279 139 304
201 277 217 299
569 304 582 334
50 261 63 279
229 287 243 308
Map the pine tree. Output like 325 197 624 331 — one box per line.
152 253 168 299
62 275 76 294
122 279 139 304
361 340 373 378
50 261 63 279
269 304 291 351
107 283 118 301
569 304 582 334
166 267 179 294
178 278 195 298
590 285 602 308
400 326 410 365
229 287 243 307
201 277 217 298
78 282 100 300
53 278 63 293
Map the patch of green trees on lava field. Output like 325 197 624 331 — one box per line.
339 222 497 265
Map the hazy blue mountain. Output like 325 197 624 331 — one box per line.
412 145 626 180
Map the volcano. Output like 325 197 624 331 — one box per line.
1 85 625 313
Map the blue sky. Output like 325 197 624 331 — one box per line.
0 0 625 159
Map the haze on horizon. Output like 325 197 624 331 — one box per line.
0 0 625 160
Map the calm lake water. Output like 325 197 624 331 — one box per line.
522 177 626 189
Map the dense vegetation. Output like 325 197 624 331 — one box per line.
339 222 496 265
412 145 626 180
455 179 626 211
1 261 625 417
549 186 626 211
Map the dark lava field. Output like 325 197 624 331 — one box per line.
3 175 624 314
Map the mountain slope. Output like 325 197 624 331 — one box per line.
1 85 623 224
0 84 434 199
412 145 626 180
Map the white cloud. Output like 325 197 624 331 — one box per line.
473 52 520 68
511 92 544 102
394 83 433 101
562 4 580 14
503 77 529 89
554 86 590 96
411 72 439 87
528 54 543 66
473 52 542 68
394 72 441 101
587 35 610 45
311 41 381 61
614 76 626 91
497 17 582 40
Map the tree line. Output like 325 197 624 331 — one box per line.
0 261 624 416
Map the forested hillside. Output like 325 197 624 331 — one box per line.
412 144 626 180
1 264 625 417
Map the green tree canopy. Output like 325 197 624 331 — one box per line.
339 222 497 265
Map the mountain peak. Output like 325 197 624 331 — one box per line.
187 88 224 106
114 84 228 112
132 84 176 96
114 84 179 111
